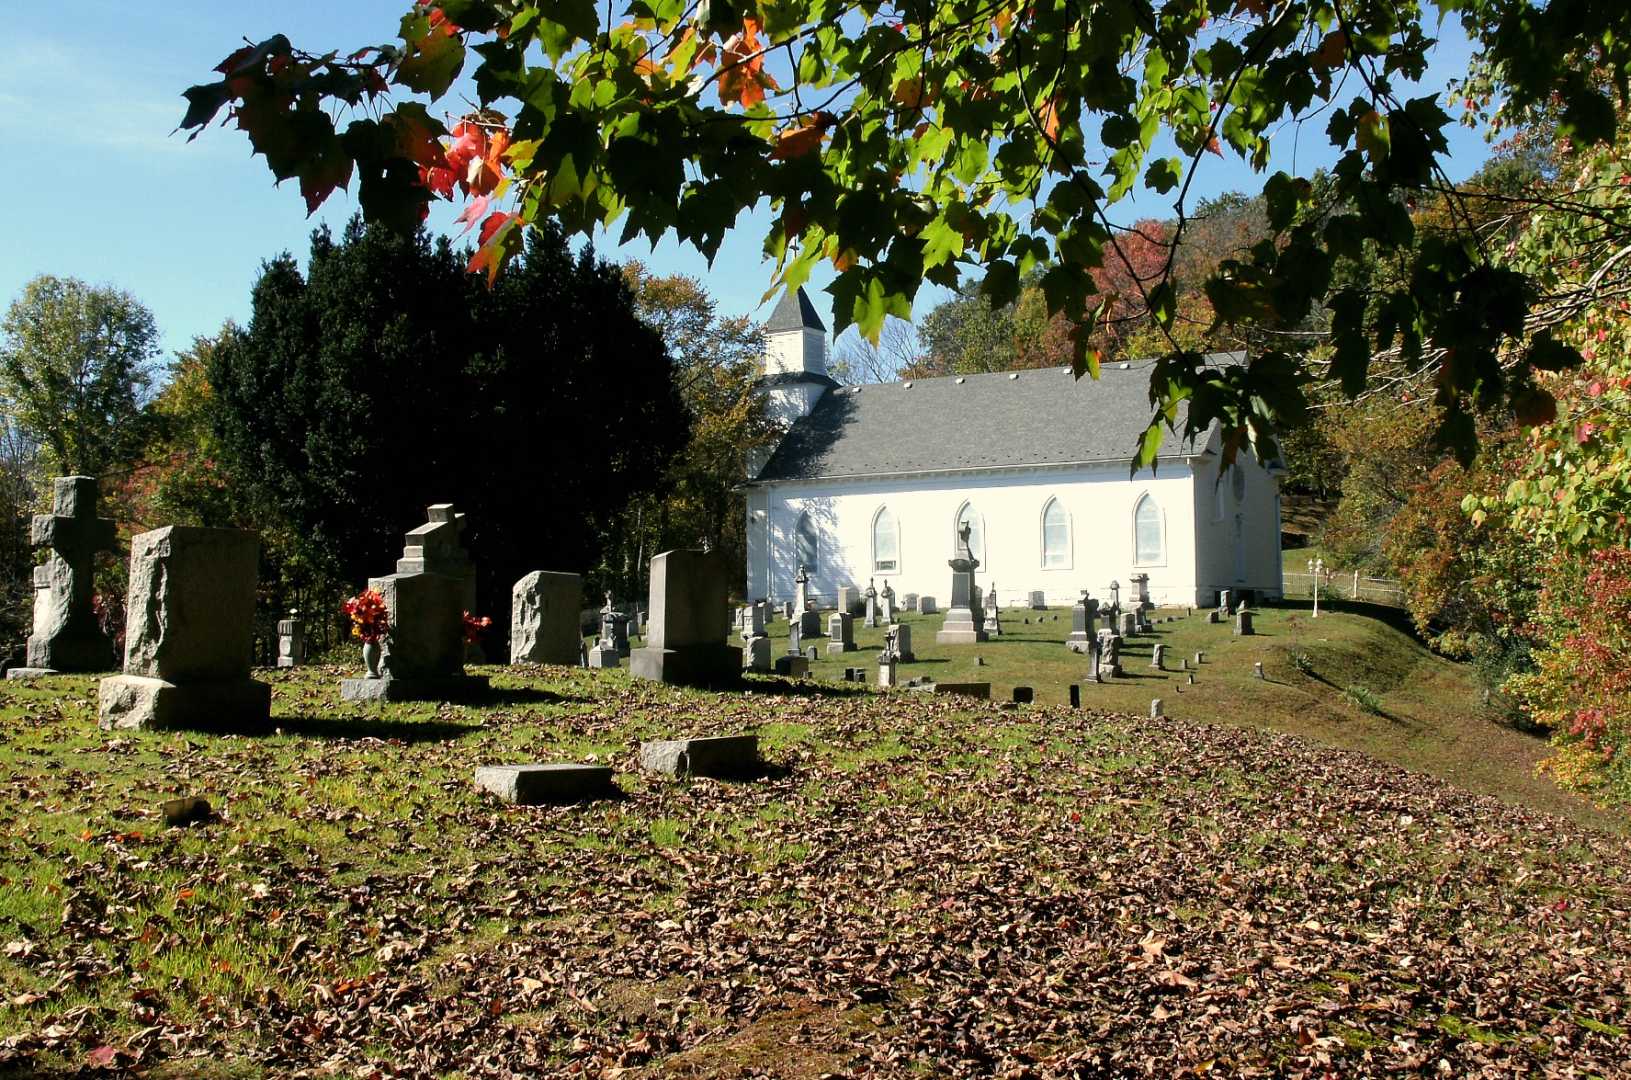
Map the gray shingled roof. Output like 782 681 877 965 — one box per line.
752 356 1242 482
766 286 827 334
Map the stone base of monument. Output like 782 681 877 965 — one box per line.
6 667 62 680
1065 635 1093 653
797 611 823 638
630 643 743 687
638 735 758 778
826 640 858 655
98 675 272 731
474 763 615 804
932 681 991 700
339 673 491 702
935 611 989 645
773 655 810 677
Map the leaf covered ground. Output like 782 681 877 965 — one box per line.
0 648 1627 1078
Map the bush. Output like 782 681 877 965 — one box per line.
1289 650 1315 675
1344 685 1384 715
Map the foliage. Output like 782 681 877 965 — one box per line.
461 610 492 644
1314 397 1440 573
1509 551 1631 804
343 588 390 644
209 217 688 638
0 275 156 477
1343 684 1383 715
611 262 776 598
177 0 1631 472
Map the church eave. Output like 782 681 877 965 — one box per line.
743 454 1201 488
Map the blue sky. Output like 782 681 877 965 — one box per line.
1 3 1494 362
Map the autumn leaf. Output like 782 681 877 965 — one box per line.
1312 30 1348 70
771 113 834 160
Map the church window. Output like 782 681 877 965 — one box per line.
955 502 985 563
872 507 899 572
795 512 819 571
1133 494 1164 565
1041 498 1071 568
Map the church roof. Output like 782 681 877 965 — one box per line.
766 286 827 334
752 355 1243 483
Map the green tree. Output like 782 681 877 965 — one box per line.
0 275 156 477
179 0 1630 471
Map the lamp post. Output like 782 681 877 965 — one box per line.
1307 557 1326 617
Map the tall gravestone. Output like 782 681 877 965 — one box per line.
985 582 1003 637
276 610 305 668
510 571 581 664
98 527 270 729
794 563 823 638
1066 591 1099 653
939 525 988 645
880 581 895 623
340 507 489 701
630 549 741 685
889 622 915 662
1129 573 1151 610
826 611 857 655
837 584 857 616
10 477 117 678
863 579 879 628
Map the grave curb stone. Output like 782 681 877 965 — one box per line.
638 735 759 778
99 675 272 732
339 674 491 702
474 763 616 804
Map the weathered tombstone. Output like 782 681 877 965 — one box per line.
974 656 985 666
1151 643 1166 670
510 571 582 664
863 579 880 628
1234 610 1255 636
475 763 615 804
341 510 490 702
1086 645 1102 684
276 610 304 668
738 602 766 641
630 549 742 686
598 592 631 657
1194 650 1205 666
826 611 857 655
1068 684 1081 708
1207 609 1222 624
903 592 919 613
1102 634 1124 678
1066 591 1099 653
788 621 802 656
880 581 896 623
10 476 118 678
1150 698 1163 718
1129 573 1151 610
877 648 898 688
933 682 991 700
639 735 758 778
806 644 820 662
1028 590 1046 610
1218 588 1233 614
1012 686 1034 704
578 640 589 667
937 524 988 644
1253 661 1265 679
98 527 271 730
920 595 938 615
1119 611 1138 637
836 583 857 616
782 599 795 621
1187 672 1195 685
984 582 1003 637
793 563 812 615
744 635 772 672
889 622 915 662
774 654 810 677
588 642 620 668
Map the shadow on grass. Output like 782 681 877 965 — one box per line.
1285 667 1405 725
269 715 484 743
739 678 876 700
483 686 594 707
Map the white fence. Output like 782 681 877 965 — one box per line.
1282 570 1405 608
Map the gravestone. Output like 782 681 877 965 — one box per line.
474 764 615 804
1087 644 1102 683
863 579 879 628
744 635 772 672
774 654 810 677
1253 661 1265 679
920 596 938 615
903 592 919 613
1069 684 1081 707
639 735 758 778
11 476 118 678
880 581 895 623
1102 633 1124 678
937 524 987 645
1129 573 1151 610
984 582 1003 636
1234 610 1255 636
782 600 795 621
510 571 581 665
836 583 857 616
1012 686 1034 704
1150 698 1163 718
738 602 766 641
1119 611 1138 637
342 509 490 702
1207 609 1222 624
588 642 620 668
1195 651 1204 666
889 622 915 662
1066 591 1099 653
599 592 631 657
788 621 802 657
1151 643 1166 670
630 549 742 686
794 564 822 637
1218 588 1233 614
276 611 304 668
877 649 898 688
826 611 857 655
1028 590 1046 610
806 645 820 661
98 527 271 730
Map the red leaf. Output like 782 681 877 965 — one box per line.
454 195 492 233
85 1046 119 1068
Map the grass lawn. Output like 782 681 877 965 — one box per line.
0 604 1625 1077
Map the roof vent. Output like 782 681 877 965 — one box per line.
902 381 912 389
955 377 965 384
1008 372 1019 380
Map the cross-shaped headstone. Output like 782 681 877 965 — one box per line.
25 476 118 672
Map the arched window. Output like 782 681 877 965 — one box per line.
955 502 985 563
1041 498 1071 568
872 507 899 572
795 512 819 571
1133 493 1164 565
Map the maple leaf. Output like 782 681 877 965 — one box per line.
717 18 773 108
771 113 834 160
454 194 492 233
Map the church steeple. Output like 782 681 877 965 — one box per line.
763 285 828 379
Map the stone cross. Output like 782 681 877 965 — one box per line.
22 476 118 674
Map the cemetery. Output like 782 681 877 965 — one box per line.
4 1 1631 1074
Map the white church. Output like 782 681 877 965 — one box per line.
742 288 1286 609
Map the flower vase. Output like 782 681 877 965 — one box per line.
362 641 383 679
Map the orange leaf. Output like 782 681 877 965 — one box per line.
1040 99 1061 142
772 121 827 160
892 77 938 109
